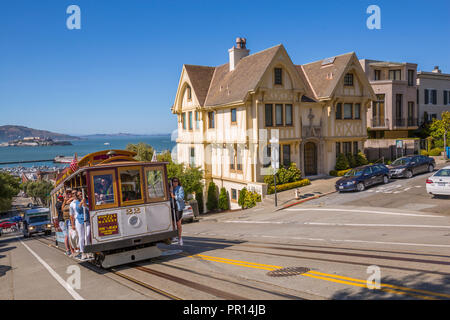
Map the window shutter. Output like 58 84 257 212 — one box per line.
444 91 448 105
424 89 429 104
432 90 437 104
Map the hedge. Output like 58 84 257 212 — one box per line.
329 169 351 177
268 179 311 194
420 149 429 156
429 148 443 156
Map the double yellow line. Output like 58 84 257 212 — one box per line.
183 252 450 300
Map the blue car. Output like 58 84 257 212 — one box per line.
336 164 390 192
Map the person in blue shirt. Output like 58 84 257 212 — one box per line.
170 177 185 246
73 190 91 261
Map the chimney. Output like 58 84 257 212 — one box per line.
228 37 250 71
432 66 442 73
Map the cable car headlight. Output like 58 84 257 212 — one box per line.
128 215 141 228
29 226 34 230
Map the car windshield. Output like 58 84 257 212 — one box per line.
29 216 49 224
344 168 365 177
391 158 410 166
435 169 450 177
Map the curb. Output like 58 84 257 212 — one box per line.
277 190 337 211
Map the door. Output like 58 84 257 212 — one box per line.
364 167 376 186
304 142 317 176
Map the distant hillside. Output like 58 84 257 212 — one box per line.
0 125 81 142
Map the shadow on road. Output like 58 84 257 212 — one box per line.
330 272 450 300
0 264 12 277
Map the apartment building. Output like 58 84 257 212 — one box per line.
417 66 450 121
359 59 418 139
172 38 374 207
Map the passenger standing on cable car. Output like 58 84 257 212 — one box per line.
170 177 185 246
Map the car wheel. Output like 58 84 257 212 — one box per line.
383 175 389 184
428 164 434 172
357 182 365 192
405 170 413 179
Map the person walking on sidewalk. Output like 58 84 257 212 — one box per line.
170 177 185 246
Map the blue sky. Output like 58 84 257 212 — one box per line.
0 0 449 135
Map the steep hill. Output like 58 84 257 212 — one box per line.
0 125 80 142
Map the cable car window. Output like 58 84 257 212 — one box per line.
119 167 143 204
144 167 167 202
93 174 115 205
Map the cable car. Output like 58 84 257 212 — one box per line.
50 150 178 268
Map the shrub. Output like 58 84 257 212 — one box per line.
264 163 302 187
218 187 229 211
335 153 350 170
195 187 204 215
267 179 311 194
420 149 429 156
329 169 351 177
238 187 247 208
346 153 357 168
355 152 369 167
429 148 443 156
206 182 218 211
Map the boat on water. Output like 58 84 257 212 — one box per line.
104 142 110 146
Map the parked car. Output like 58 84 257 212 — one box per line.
388 155 435 179
182 203 194 222
336 164 390 192
0 221 17 229
426 166 450 197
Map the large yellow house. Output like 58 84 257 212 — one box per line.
172 38 375 207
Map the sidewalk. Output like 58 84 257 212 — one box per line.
196 175 339 222
261 175 339 209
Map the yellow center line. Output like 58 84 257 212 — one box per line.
309 270 450 299
178 251 448 300
301 273 437 300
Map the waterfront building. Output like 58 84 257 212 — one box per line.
416 66 450 121
172 38 375 208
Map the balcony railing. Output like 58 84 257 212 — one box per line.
371 117 388 128
393 118 418 128
407 118 418 127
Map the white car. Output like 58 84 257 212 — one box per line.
182 204 194 222
426 166 450 197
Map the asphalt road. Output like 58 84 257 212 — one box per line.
307 167 450 215
1 196 449 300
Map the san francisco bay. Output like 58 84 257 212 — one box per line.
0 134 175 168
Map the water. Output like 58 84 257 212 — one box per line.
0 135 176 168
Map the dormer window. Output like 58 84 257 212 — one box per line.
187 85 192 100
344 73 353 86
274 68 282 85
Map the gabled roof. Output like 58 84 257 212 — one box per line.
204 45 281 106
184 65 215 106
300 52 355 99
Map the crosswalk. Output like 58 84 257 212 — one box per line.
366 184 423 194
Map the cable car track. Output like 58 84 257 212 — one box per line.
32 236 182 300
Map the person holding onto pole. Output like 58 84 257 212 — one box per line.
72 190 90 261
170 177 185 246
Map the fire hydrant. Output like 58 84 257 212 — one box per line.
295 188 301 200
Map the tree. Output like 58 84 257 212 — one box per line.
355 151 369 167
126 142 154 161
195 187 204 215
206 182 218 211
0 172 21 212
238 187 247 208
23 180 53 206
218 187 229 211
429 111 450 147
335 153 350 171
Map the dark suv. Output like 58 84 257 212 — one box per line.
336 164 390 192
388 155 435 179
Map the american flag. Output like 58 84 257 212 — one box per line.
70 153 78 172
